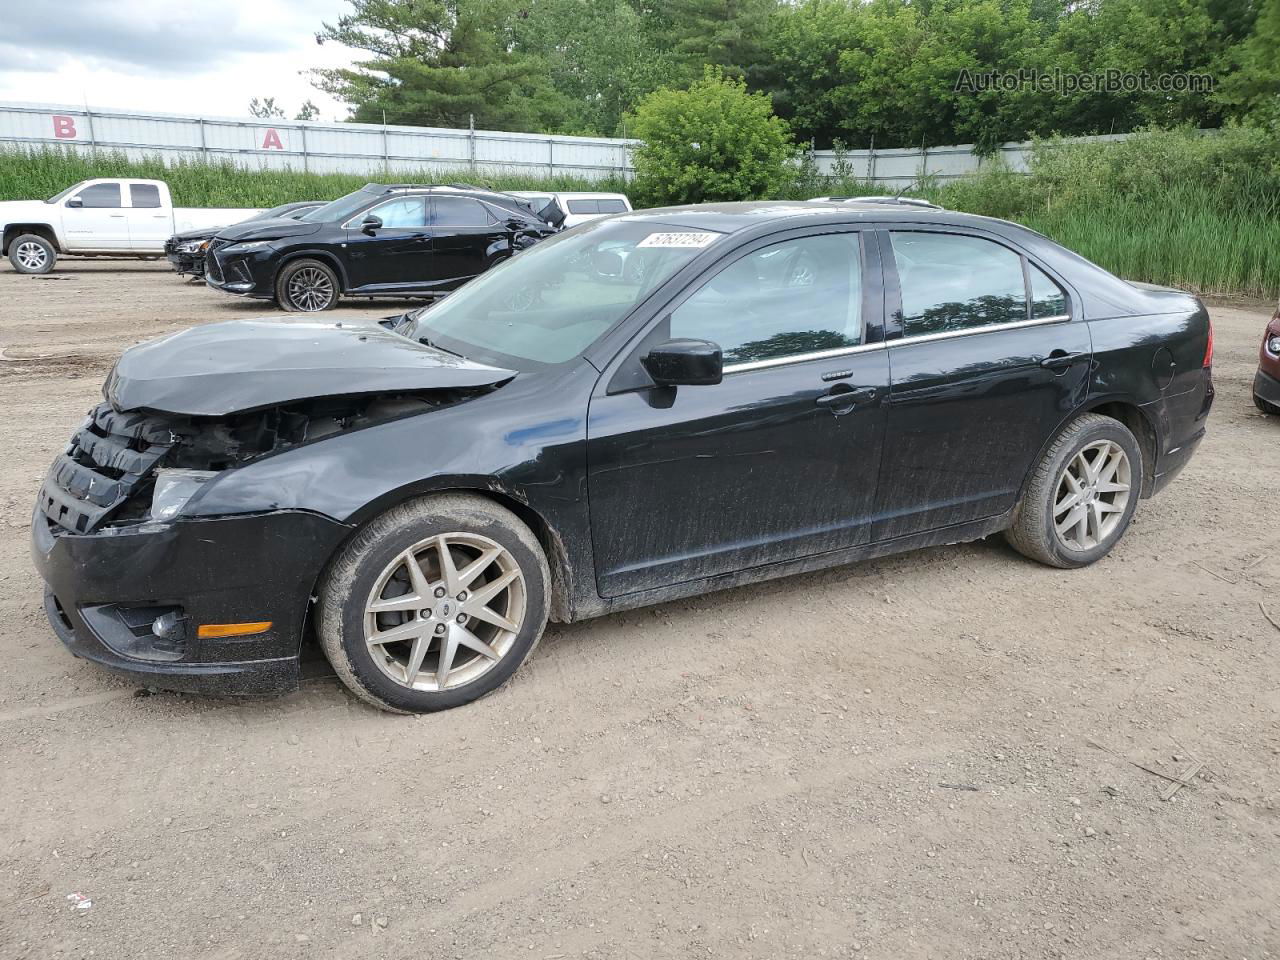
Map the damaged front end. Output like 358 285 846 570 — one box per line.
31 315 518 695
40 391 477 534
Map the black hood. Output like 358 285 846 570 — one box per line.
104 316 516 417
215 217 323 244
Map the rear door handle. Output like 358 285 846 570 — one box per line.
1039 351 1087 370
816 387 877 407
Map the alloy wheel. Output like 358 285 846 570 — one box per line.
1053 440 1132 550
287 266 335 311
363 533 527 692
15 241 49 271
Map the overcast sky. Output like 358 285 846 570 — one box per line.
0 0 360 120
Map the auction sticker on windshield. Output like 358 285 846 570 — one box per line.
637 232 720 249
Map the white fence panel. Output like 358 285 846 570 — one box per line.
0 100 1143 187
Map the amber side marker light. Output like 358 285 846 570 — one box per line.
197 621 273 639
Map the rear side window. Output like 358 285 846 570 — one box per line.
1029 263 1068 318
431 197 490 227
72 183 121 208
670 233 863 366
567 199 599 214
597 199 628 213
890 232 1027 336
129 183 161 208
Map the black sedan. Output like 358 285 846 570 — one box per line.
204 183 556 311
33 202 1213 713
164 201 322 279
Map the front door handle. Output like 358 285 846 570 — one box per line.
816 386 876 407
1040 350 1088 370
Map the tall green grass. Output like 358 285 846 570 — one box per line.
0 146 627 207
4 128 1279 298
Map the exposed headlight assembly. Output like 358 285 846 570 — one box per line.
150 469 216 520
177 239 208 253
225 240 277 254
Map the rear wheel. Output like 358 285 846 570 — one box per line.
276 258 339 311
317 494 551 713
1005 413 1143 568
8 234 56 274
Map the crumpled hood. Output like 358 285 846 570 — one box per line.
215 217 322 244
104 316 516 417
169 225 217 243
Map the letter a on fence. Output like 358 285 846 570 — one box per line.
262 128 284 150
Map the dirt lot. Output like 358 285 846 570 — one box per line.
0 260 1277 960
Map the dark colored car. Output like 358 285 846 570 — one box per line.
204 183 556 312
33 202 1213 713
1254 308 1280 414
164 201 323 279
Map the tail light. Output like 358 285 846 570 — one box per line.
1203 315 1214 368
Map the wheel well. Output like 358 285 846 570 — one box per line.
310 486 576 633
274 251 349 293
3 224 59 256
1083 400 1158 497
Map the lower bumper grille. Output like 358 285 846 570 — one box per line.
39 404 175 533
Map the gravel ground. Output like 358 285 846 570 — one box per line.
0 260 1277 960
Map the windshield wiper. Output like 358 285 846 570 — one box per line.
417 336 464 359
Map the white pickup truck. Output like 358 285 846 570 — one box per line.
1 178 260 274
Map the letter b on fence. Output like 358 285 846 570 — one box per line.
52 115 77 139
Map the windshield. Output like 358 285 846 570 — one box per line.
408 219 723 367
300 189 379 223
45 181 88 204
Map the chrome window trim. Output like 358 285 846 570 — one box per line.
893 313 1071 346
724 341 884 375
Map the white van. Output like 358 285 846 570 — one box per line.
511 192 632 229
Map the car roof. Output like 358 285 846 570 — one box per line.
359 182 528 205
615 200 1011 235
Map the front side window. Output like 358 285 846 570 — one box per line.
129 183 161 208
72 183 121 208
669 233 863 366
368 197 427 229
430 197 490 227
597 199 628 213
890 232 1027 336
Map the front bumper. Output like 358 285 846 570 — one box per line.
205 245 274 298
32 508 351 696
1255 368 1280 408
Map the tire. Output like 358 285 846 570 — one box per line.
8 234 56 274
1005 413 1144 569
317 493 551 713
1254 391 1279 415
275 258 339 312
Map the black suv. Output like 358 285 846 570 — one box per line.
205 184 557 311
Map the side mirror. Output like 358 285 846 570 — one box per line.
641 338 723 387
361 214 382 234
66 198 83 208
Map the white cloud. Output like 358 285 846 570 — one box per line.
0 0 360 121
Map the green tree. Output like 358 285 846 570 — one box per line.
626 68 795 205
312 0 570 131
505 0 674 136
650 0 781 85
1214 0 1280 123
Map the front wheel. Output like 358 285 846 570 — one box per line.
1005 413 1143 568
275 258 339 311
8 234 56 274
317 494 551 713
1254 391 1279 415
